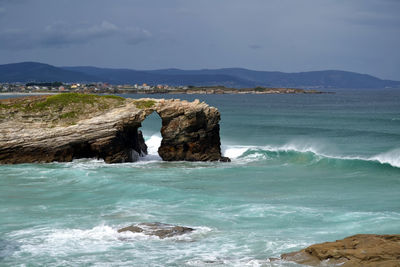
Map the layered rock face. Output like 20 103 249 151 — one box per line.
281 234 400 267
0 94 228 164
157 99 229 161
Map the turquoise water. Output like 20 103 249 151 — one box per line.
1 89 400 266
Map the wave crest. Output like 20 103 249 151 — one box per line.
223 144 400 169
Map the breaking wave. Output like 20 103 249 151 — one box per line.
223 144 400 169
140 134 162 161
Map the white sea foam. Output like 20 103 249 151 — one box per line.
140 134 162 161
369 148 400 168
12 223 211 252
145 134 162 156
223 146 251 159
222 141 400 169
275 141 323 154
222 141 324 160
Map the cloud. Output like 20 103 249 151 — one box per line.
0 0 25 4
41 21 119 47
249 44 262 50
0 7 5 15
0 21 151 50
346 11 400 29
124 27 152 45
0 29 37 49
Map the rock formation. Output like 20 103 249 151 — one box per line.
118 222 194 239
0 93 229 164
281 234 400 267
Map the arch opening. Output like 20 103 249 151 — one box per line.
138 111 162 161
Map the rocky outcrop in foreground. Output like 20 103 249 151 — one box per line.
281 234 400 267
0 93 229 163
118 222 194 239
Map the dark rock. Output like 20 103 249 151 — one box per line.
281 234 400 267
117 225 143 233
137 130 148 156
117 222 194 239
156 99 226 162
219 156 231 162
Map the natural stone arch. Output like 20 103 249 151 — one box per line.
0 95 229 164
133 98 225 162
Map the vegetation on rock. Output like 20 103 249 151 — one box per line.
0 93 126 126
134 99 156 109
31 93 124 110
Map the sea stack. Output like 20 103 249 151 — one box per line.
0 93 229 164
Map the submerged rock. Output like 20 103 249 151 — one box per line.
117 222 194 239
281 234 400 267
0 94 229 164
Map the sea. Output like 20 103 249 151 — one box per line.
1 89 399 266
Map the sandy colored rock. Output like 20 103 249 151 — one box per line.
117 222 194 239
281 234 400 267
0 93 228 163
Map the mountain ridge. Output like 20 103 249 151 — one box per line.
0 62 399 89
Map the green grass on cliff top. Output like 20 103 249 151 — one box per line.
0 93 125 111
0 93 126 125
33 93 125 110
134 99 156 109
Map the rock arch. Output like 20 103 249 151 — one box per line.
0 96 229 164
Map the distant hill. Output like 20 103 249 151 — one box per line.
62 66 253 88
0 62 97 83
0 62 399 89
148 68 400 89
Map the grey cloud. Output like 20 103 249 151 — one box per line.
0 21 151 50
0 0 25 5
346 11 400 29
124 27 152 45
0 7 5 14
41 21 119 47
249 44 262 50
0 29 38 49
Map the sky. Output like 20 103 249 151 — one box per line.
0 0 399 80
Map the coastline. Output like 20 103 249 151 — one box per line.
0 92 58 96
0 88 329 96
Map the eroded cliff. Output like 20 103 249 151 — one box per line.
0 93 228 164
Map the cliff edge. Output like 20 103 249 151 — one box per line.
0 93 228 164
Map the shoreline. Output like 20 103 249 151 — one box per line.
0 92 58 96
0 89 330 96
